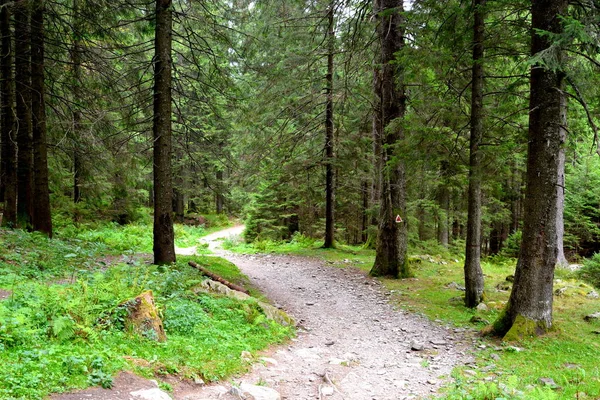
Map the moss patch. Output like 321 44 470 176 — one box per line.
503 314 551 342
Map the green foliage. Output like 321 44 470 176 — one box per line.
577 253 600 289
500 230 522 258
0 229 292 399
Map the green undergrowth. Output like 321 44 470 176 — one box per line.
233 234 600 399
52 209 232 253
223 232 375 268
0 228 292 400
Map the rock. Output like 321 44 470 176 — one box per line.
321 386 335 396
469 315 489 325
240 383 281 400
584 312 600 322
490 353 500 361
445 282 466 291
120 290 167 342
241 350 253 361
194 280 294 326
260 357 278 366
325 340 335 346
430 340 447 346
587 290 599 299
539 377 558 388
554 287 567 296
505 275 515 282
410 342 424 351
476 303 488 312
193 377 205 386
130 388 172 400
495 282 512 291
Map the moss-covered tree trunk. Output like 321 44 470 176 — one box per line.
1 0 17 227
464 0 486 308
490 0 568 339
370 0 409 278
31 0 52 238
152 0 175 265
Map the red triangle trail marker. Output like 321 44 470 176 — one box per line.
395 215 403 223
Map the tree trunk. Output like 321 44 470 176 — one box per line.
1 0 17 227
71 0 82 204
361 180 369 243
215 169 224 214
437 161 450 247
152 0 175 265
490 0 568 338
370 0 409 278
556 95 568 267
464 0 486 308
15 0 33 228
30 0 52 237
173 187 184 221
323 1 335 249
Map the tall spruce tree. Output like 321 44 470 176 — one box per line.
370 0 410 278
152 0 176 264
464 0 486 308
1 0 17 227
489 0 569 337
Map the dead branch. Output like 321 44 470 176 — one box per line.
188 261 250 295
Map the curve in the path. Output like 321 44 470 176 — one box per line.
176 228 476 400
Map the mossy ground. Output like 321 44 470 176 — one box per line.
0 218 292 400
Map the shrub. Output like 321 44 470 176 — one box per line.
577 253 600 289
500 230 522 258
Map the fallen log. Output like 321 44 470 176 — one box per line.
188 261 250 295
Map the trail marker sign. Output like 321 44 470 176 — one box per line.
395 215 403 223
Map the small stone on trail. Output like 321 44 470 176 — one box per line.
321 386 335 396
193 377 205 386
130 388 172 400
260 357 279 366
325 340 335 346
476 303 488 312
306 302 315 306
240 382 281 400
410 342 424 351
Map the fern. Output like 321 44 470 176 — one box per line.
52 316 76 342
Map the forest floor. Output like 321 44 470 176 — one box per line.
52 227 479 400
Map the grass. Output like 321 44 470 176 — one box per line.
226 235 600 399
0 219 292 400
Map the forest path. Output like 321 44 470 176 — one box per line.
52 228 478 400
173 230 477 400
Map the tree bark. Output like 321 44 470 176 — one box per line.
71 0 82 204
15 0 34 228
464 0 486 308
556 95 568 267
215 169 224 214
437 161 450 247
490 0 568 338
323 1 335 249
1 0 17 227
370 0 409 278
30 0 52 237
152 0 175 265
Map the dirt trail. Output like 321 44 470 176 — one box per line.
52 227 477 400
